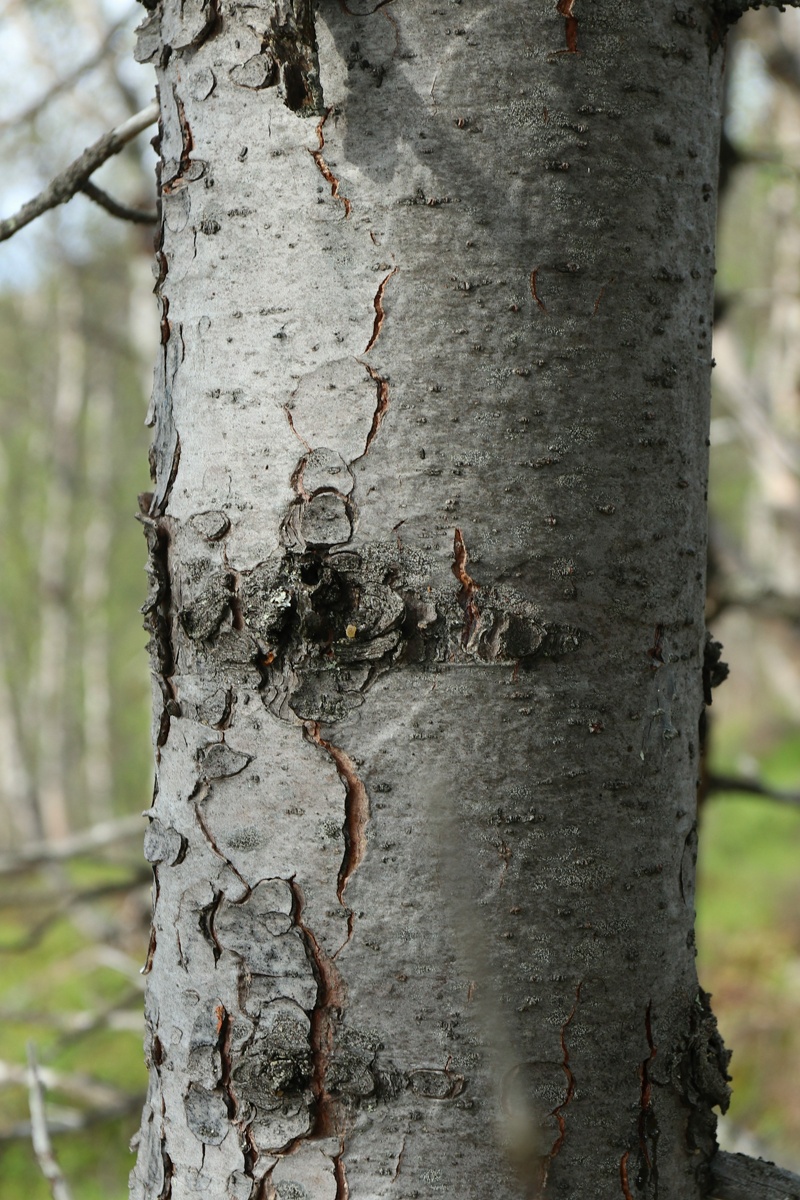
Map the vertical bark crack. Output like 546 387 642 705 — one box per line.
289 877 346 1137
332 1139 350 1199
309 108 351 216
359 363 391 457
638 1001 659 1193
551 982 581 1153
620 1150 635 1200
364 266 398 353
556 0 579 53
530 268 547 313
452 528 481 648
303 721 370 953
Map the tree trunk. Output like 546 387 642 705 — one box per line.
131 3 735 1197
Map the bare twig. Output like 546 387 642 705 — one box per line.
0 875 150 955
26 1044 74 1200
14 1054 134 1111
712 1150 800 1199
0 813 144 875
0 101 159 243
706 774 800 808
80 179 158 225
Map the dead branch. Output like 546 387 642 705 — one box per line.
26 1044 74 1200
712 1149 800 1199
80 179 158 225
0 813 144 875
705 773 800 808
0 101 159 243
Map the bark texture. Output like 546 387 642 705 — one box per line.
132 3 733 1198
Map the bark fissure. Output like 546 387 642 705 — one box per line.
288 877 346 1139
556 0 579 53
364 266 398 354
308 108 351 216
637 1001 659 1194
452 527 481 649
359 363 391 459
302 721 370 952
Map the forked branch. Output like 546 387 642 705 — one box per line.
0 101 159 243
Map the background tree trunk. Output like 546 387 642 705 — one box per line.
131 4 733 1198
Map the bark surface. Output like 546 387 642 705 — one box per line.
131 3 733 1198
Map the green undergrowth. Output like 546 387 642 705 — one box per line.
697 730 800 1163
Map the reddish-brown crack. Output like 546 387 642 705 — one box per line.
283 404 313 452
548 982 582 1161
173 87 194 183
530 268 547 313
360 363 391 456
309 108 351 218
593 279 614 316
452 528 481 648
638 1002 658 1170
304 723 370 951
619 1150 635 1200
289 877 346 1137
290 455 311 500
392 1134 408 1182
557 0 579 52
216 1004 238 1119
648 624 665 667
194 795 250 895
364 266 398 353
332 1141 350 1199
498 840 512 888
142 923 157 975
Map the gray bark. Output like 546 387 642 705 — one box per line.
131 3 746 1198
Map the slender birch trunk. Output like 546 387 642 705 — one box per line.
132 4 738 1197
81 380 115 824
34 281 85 842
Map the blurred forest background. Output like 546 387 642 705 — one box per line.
0 3 798 1196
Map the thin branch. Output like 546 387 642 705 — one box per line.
0 1093 143 1141
80 179 158 225
705 774 800 808
12 1054 134 1111
26 1044 74 1200
0 875 150 955
712 1150 800 1199
0 100 159 243
0 813 144 875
